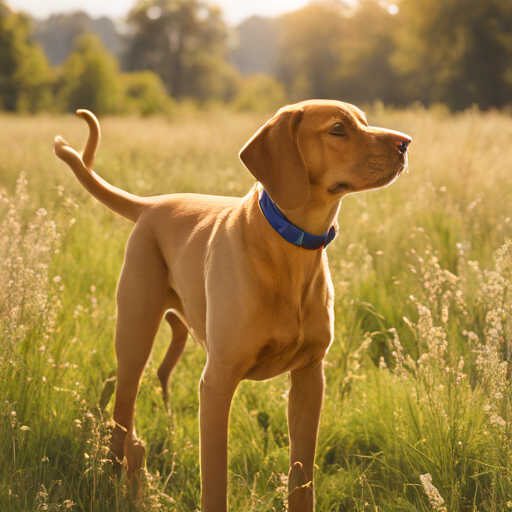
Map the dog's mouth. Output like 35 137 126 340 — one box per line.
341 152 409 194
376 155 408 187
397 163 407 177
392 152 409 180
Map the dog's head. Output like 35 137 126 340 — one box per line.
239 100 411 211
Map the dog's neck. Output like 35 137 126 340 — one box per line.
279 194 341 238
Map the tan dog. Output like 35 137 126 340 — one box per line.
53 100 411 511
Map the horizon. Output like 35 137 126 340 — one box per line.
5 0 321 25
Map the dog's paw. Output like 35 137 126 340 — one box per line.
125 434 146 479
109 422 127 469
288 462 314 512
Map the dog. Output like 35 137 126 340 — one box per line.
53 100 411 512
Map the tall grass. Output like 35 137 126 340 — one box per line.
1 106 512 511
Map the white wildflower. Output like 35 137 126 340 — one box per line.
420 474 447 512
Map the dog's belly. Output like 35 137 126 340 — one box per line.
242 342 321 381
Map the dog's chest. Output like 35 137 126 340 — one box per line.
242 301 334 380
239 274 335 380
196 232 336 378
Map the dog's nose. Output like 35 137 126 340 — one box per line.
397 140 410 153
394 133 412 154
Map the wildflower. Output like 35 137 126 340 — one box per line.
456 357 466 385
420 474 447 512
490 413 506 428
467 197 482 210
52 276 61 283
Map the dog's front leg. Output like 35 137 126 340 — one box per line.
199 363 240 512
287 362 325 512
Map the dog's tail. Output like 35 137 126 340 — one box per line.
53 110 149 223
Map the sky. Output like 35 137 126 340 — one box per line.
6 0 315 24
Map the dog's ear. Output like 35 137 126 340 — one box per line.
239 108 309 211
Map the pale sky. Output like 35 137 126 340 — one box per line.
6 0 314 24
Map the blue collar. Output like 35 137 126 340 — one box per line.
258 189 337 250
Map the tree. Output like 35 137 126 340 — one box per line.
57 33 121 115
0 2 53 112
334 0 404 106
277 4 345 101
126 0 240 102
233 74 286 112
276 1 403 105
33 11 124 66
392 0 512 109
121 70 175 115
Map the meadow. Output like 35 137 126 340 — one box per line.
1 105 512 511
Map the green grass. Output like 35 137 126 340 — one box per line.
1 106 512 511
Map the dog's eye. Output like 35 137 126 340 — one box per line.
330 123 346 136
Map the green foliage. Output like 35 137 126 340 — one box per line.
57 33 121 115
278 4 343 101
127 0 240 102
3 0 511 112
121 71 175 116
0 3 53 112
0 4 179 116
336 0 404 106
392 0 512 109
233 73 286 112
277 2 403 105
276 0 512 110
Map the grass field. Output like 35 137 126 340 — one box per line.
1 105 512 511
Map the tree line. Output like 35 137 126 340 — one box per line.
0 0 511 115
277 0 512 110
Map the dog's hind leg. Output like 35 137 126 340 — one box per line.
158 311 188 409
109 223 168 492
